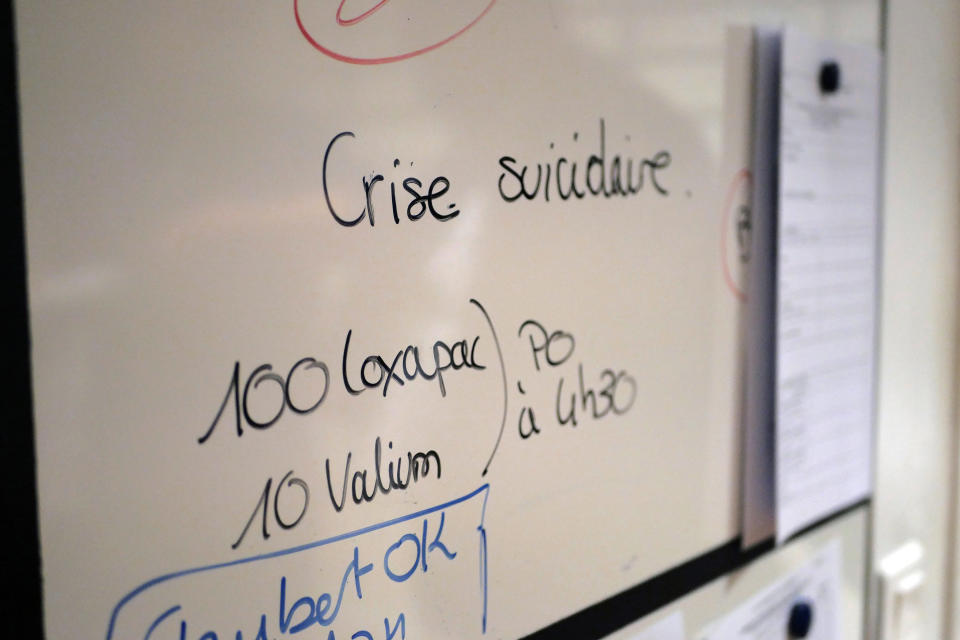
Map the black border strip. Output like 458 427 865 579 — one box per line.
781 497 871 545
1 0 45 636
521 499 869 640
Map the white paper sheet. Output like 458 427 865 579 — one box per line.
698 539 842 640
741 26 781 548
623 612 686 640
774 27 881 542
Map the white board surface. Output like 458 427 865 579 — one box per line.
15 2 878 639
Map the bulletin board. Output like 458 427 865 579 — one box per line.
13 2 880 638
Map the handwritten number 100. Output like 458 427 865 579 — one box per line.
197 358 330 444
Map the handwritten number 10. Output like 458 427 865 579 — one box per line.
232 471 309 549
197 358 330 444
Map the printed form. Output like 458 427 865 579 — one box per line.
774 28 881 542
624 612 685 640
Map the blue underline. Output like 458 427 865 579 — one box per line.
105 483 490 640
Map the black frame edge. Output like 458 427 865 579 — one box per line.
1 0 44 635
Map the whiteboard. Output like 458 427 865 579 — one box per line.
15 2 879 638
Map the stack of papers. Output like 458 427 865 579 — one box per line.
742 27 882 545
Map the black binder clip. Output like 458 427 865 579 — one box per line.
819 60 841 94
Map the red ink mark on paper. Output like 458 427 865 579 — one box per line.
721 168 751 302
295 0 497 65
336 0 390 26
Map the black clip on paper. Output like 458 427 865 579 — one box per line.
819 60 841 94
787 600 814 638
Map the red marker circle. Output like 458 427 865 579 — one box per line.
720 168 751 302
295 0 497 65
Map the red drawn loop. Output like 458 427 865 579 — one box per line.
295 0 497 65
720 168 752 303
336 0 391 26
